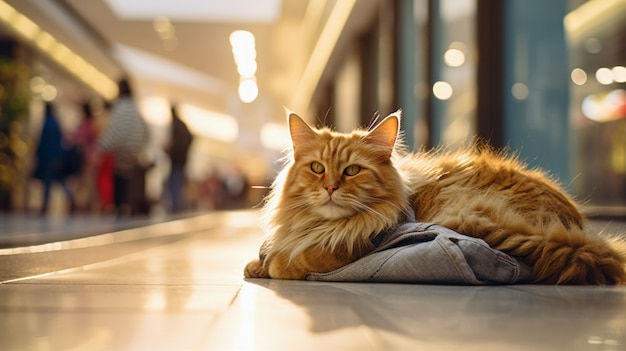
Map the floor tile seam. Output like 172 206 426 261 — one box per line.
0 212 222 256
200 284 250 346
0 234 203 284
0 219 155 244
0 224 218 255
1 282 242 287
0 311 228 317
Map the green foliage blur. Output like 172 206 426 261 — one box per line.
0 58 30 210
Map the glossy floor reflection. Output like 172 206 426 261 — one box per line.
1 211 625 350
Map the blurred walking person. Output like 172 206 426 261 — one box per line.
73 101 98 212
97 78 150 215
33 102 74 215
165 104 193 213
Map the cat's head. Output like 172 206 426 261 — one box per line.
277 110 408 223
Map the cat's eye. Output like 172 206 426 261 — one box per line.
344 165 361 176
310 162 325 174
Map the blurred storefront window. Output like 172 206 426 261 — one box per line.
567 0 626 207
314 0 625 210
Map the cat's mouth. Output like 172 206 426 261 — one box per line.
323 194 347 207
317 197 354 219
321 199 342 212
324 198 339 206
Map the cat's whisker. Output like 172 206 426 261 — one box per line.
283 202 311 213
342 198 389 222
357 194 408 214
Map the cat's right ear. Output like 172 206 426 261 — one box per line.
287 111 317 152
365 110 401 159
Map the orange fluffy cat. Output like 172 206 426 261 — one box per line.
244 110 626 284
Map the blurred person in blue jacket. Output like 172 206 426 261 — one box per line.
33 102 75 215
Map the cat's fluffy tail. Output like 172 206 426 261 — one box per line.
498 227 626 285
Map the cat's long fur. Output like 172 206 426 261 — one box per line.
244 110 626 284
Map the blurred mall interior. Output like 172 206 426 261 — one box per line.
0 0 625 215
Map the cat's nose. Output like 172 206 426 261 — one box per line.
325 184 338 195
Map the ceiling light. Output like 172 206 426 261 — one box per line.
571 68 587 85
230 30 255 49
237 60 257 78
433 81 453 100
511 83 529 100
444 48 465 67
104 0 281 23
582 89 626 123
29 76 46 93
596 67 613 85
239 79 258 103
41 85 57 101
230 30 259 102
613 66 626 83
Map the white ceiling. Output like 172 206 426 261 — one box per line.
63 0 304 117
4 0 380 118
4 0 328 118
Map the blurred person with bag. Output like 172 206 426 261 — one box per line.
97 78 150 215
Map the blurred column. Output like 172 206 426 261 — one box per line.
476 0 504 147
425 0 477 148
394 0 417 150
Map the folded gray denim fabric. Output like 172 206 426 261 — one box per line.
306 217 533 285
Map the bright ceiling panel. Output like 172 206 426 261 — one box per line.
104 0 282 23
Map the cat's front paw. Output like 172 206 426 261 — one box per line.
244 259 270 278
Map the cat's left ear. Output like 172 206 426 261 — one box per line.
287 110 317 152
365 109 401 158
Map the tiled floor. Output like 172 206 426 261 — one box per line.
1 210 625 350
